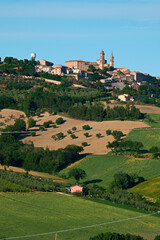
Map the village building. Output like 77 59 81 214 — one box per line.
51 65 68 75
118 94 134 102
65 50 114 71
37 59 54 66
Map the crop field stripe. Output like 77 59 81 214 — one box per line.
0 212 158 240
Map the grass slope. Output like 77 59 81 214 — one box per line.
60 154 160 187
143 113 160 128
126 114 160 150
129 176 160 203
0 192 160 240
126 129 160 150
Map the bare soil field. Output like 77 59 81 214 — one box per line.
0 109 27 128
25 112 148 154
0 109 149 154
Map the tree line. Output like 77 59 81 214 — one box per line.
69 103 143 121
90 231 160 240
0 132 83 174
90 231 145 240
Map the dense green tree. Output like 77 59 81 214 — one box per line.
56 117 64 125
112 131 123 141
68 168 86 183
14 119 26 131
91 72 101 81
87 65 96 72
82 125 91 130
106 129 112 135
28 118 36 128
149 146 159 158
154 236 160 240
56 132 65 140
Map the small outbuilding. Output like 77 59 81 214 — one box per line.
70 185 83 194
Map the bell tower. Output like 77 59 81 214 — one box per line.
110 52 114 68
99 50 105 69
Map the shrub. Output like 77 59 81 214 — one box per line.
106 129 112 135
56 132 65 140
82 142 88 147
39 126 45 131
82 125 91 130
52 124 57 128
96 133 101 138
56 117 64 125
52 135 57 141
84 132 89 138
43 121 50 128
72 126 77 131
48 120 52 124
67 130 72 134
31 132 36 137
70 134 77 139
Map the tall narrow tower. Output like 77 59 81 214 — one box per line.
110 52 114 68
31 52 36 61
99 50 105 69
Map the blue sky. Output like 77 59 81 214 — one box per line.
0 0 160 76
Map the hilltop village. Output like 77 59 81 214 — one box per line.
34 50 159 100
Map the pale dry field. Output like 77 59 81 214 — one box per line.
0 109 149 154
0 109 27 127
25 112 148 154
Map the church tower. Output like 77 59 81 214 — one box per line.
110 52 114 68
99 50 105 69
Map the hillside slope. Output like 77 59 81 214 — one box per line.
60 154 160 187
129 176 160 203
0 192 160 240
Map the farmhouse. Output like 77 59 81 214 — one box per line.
118 94 134 102
70 185 83 194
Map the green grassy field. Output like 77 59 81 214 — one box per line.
143 113 160 128
126 128 160 150
125 114 160 150
0 192 160 240
60 154 160 187
129 176 160 203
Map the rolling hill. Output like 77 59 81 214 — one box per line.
0 192 160 240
